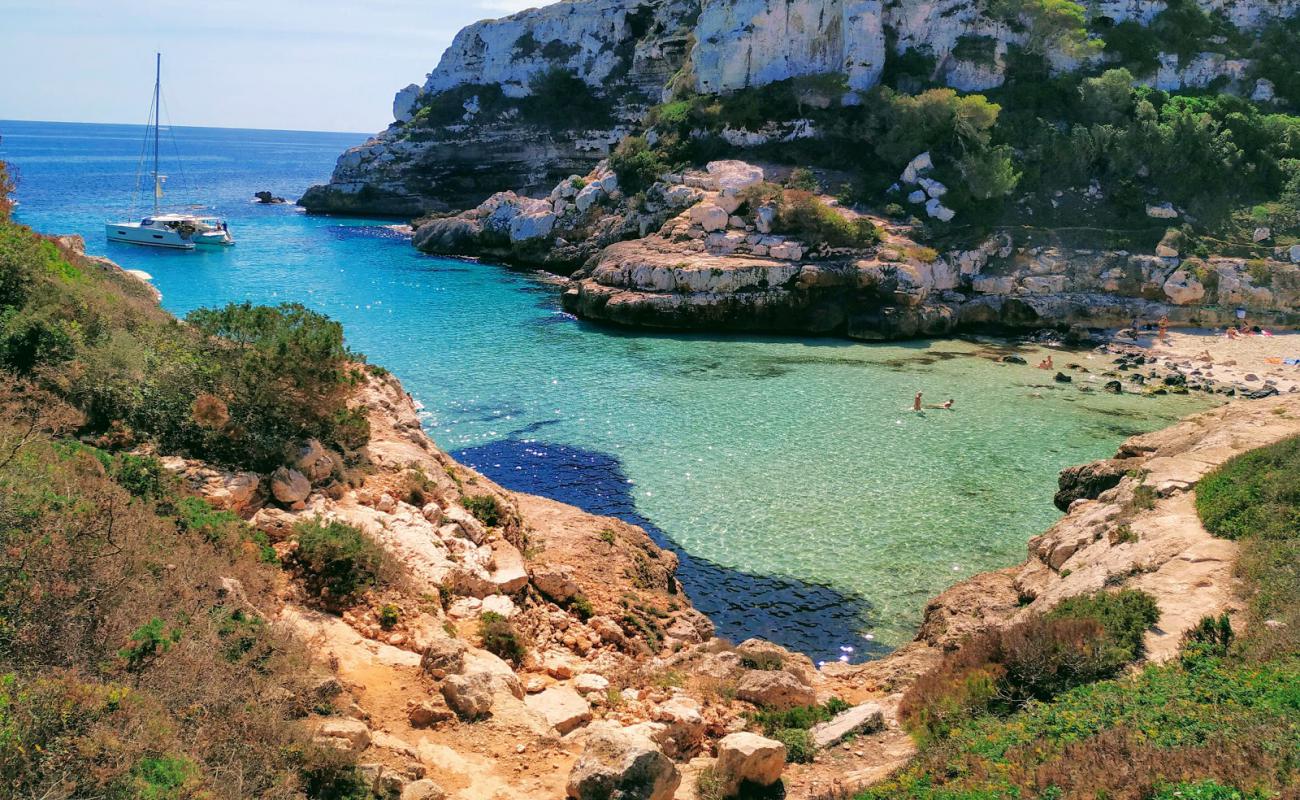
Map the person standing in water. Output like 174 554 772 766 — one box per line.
914 392 923 412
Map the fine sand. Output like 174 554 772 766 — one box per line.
1122 328 1300 394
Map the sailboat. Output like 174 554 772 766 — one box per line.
106 54 233 250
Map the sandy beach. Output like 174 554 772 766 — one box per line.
1122 328 1300 394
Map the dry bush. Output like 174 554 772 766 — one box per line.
0 399 360 798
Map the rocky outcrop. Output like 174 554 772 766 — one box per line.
563 168 1300 338
301 0 695 216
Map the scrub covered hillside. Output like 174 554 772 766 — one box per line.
854 431 1300 799
0 161 379 799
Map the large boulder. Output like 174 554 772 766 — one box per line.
735 669 815 710
313 718 371 754
401 779 447 800
295 438 336 483
689 204 729 233
393 83 423 124
531 564 581 603
420 638 467 679
566 727 680 800
1054 457 1141 511
901 151 932 183
509 210 557 243
525 686 593 734
441 672 495 720
714 732 786 796
412 217 482 254
706 160 764 194
270 467 310 505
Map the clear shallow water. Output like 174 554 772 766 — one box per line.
1 120 1212 662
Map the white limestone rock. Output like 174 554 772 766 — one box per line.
690 203 730 232
393 83 423 123
715 732 786 795
810 702 885 748
918 177 947 198
901 151 933 184
1163 269 1205 305
566 726 679 800
925 197 956 222
706 160 765 193
508 210 557 242
1146 202 1179 219
525 687 592 734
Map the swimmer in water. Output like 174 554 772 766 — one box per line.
913 391 923 412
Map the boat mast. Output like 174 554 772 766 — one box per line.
152 52 161 214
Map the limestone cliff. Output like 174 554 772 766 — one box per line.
303 0 1297 216
300 0 696 216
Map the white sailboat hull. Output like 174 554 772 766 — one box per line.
106 222 195 249
106 218 234 250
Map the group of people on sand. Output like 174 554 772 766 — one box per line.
913 392 954 412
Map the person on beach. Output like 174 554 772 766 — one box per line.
914 392 923 412
1158 315 1169 344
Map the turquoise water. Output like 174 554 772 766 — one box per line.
0 120 1211 661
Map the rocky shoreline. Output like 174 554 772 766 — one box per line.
164 327 1300 798
402 157 1300 342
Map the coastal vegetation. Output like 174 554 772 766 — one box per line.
597 3 1300 257
0 200 368 472
857 435 1300 799
0 166 375 798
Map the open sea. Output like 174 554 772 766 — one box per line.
0 119 1211 662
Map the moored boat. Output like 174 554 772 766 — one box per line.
106 53 233 250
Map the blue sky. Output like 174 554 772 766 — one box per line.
0 0 539 133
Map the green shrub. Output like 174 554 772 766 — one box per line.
184 301 365 470
609 135 666 196
119 617 182 673
111 453 170 499
1151 781 1268 800
568 594 595 621
1196 435 1300 542
461 493 503 527
124 754 198 800
378 603 400 630
1048 588 1160 662
952 34 999 66
215 607 267 663
901 590 1158 741
292 518 384 608
1180 613 1234 664
739 650 784 671
750 698 850 736
774 191 880 248
771 727 814 763
520 67 609 129
478 611 526 664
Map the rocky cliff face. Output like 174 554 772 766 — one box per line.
303 0 1298 216
300 0 696 216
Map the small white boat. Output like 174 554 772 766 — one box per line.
106 54 233 250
